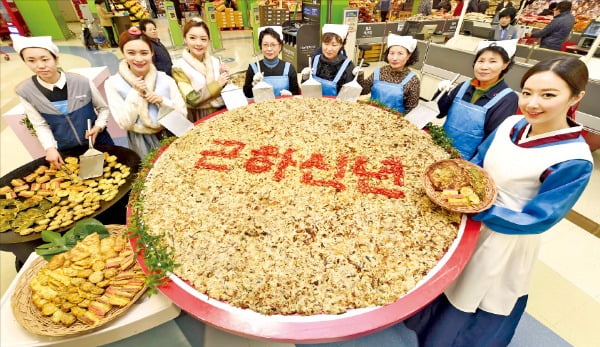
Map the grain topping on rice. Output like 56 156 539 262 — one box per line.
141 98 459 315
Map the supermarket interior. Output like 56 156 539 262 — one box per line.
0 0 599 346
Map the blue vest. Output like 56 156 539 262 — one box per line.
40 101 113 150
371 69 415 114
111 71 172 125
312 55 352 97
251 61 290 97
443 82 514 159
16 73 113 150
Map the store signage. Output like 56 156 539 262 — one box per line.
384 22 405 35
444 19 458 33
302 6 319 18
356 23 386 39
166 5 177 20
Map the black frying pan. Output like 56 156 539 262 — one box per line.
0 145 140 245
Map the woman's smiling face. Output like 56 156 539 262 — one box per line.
519 71 584 129
123 39 153 76
387 45 411 71
185 26 210 60
322 37 343 60
261 34 281 60
473 50 509 89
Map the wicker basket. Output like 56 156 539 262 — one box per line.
10 225 147 337
423 159 497 214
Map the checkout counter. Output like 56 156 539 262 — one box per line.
353 19 458 65
417 41 600 138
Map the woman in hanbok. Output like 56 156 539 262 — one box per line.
105 27 187 159
171 18 229 122
406 56 593 347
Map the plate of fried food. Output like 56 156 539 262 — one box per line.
423 159 497 214
10 224 147 336
0 145 140 244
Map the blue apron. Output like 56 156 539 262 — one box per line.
371 69 415 114
443 82 514 159
252 61 290 97
41 100 113 150
312 54 352 96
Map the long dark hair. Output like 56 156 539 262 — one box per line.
520 57 588 97
473 45 513 77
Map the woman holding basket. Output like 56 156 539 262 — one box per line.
406 56 593 347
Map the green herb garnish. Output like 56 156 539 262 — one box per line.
423 123 460 158
128 136 180 295
35 218 109 261
360 98 404 117
20 117 37 136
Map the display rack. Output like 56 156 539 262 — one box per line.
259 4 300 26
108 0 151 25
281 20 320 71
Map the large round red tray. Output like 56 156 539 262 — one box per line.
129 103 481 343
131 216 479 344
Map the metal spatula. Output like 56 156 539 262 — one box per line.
217 57 249 110
78 119 104 179
301 56 322 98
337 59 364 102
221 82 249 110
252 56 275 102
404 74 460 129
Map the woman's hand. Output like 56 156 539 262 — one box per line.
437 80 453 93
217 71 230 87
85 126 102 144
301 67 311 79
219 63 229 74
132 77 148 95
45 148 64 168
252 72 264 86
144 91 163 105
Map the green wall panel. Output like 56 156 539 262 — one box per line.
14 0 72 39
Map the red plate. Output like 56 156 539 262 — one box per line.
130 216 479 343
129 102 481 343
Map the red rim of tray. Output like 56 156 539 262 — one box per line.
128 100 481 343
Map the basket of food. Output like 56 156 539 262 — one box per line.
423 159 497 214
11 223 147 337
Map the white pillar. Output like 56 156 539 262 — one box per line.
453 0 474 39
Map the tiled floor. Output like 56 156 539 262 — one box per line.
1 20 599 346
